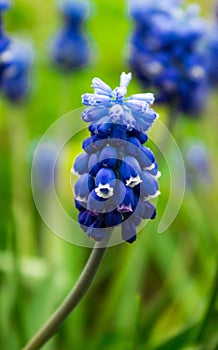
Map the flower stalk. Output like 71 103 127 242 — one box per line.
22 240 109 350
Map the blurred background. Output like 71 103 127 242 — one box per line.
0 0 217 349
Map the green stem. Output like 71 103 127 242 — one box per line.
160 99 179 151
196 260 218 342
22 239 110 350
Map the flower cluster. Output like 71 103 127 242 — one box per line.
50 0 91 71
128 0 208 115
72 72 160 243
0 1 32 102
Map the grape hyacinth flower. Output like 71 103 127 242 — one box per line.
72 72 161 243
128 0 208 116
0 0 32 102
183 140 212 188
31 140 58 189
50 0 91 71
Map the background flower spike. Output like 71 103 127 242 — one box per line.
0 2 33 103
128 0 208 116
50 0 91 71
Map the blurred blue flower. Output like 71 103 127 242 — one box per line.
72 72 160 243
206 1 218 86
128 0 208 115
183 140 212 188
1 40 33 102
31 140 58 189
50 0 91 71
0 0 11 11
0 2 33 102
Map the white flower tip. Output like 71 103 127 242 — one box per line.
120 72 132 88
144 163 156 171
126 175 142 188
144 190 161 201
95 184 114 199
71 167 79 177
91 77 101 87
75 195 88 203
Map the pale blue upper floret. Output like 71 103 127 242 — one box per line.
82 72 158 131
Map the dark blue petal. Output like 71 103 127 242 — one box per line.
140 172 160 199
92 134 107 151
128 129 148 144
78 210 96 232
87 189 107 213
73 153 89 175
131 214 142 227
119 156 142 187
111 180 126 208
117 187 135 213
95 168 116 186
137 146 155 169
141 201 156 219
87 219 106 241
110 125 127 146
96 121 113 136
99 146 117 168
82 137 96 153
125 136 141 156
147 162 161 178
74 173 94 202
105 210 122 227
75 199 86 211
88 153 101 177
121 220 136 243
133 198 144 217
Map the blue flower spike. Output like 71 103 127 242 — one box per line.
1 40 33 102
0 2 33 102
128 0 208 115
50 0 91 71
73 72 160 243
